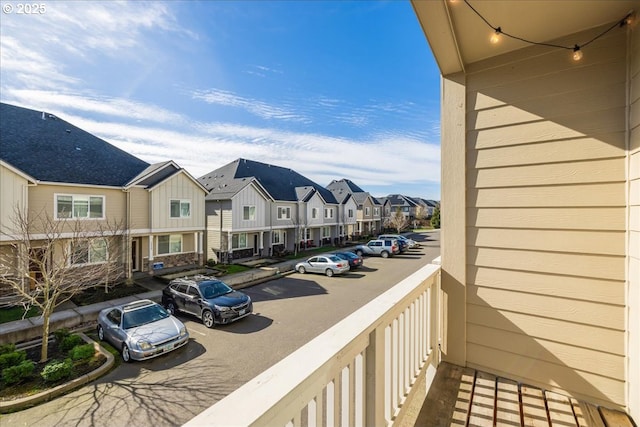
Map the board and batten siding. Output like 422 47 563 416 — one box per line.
627 19 640 422
149 172 205 231
231 183 268 230
463 27 628 408
0 164 29 237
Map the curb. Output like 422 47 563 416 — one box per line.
0 332 115 413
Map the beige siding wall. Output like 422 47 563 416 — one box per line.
628 20 640 421
129 186 149 231
307 193 324 227
149 172 205 231
27 184 126 234
463 27 628 408
0 164 29 237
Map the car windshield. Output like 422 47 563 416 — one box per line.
122 304 169 329
199 281 233 299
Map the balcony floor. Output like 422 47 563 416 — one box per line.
415 362 635 427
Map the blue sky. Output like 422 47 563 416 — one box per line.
0 0 441 199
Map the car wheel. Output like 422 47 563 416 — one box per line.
381 251 389 258
325 268 334 277
356 250 363 256
202 310 215 328
121 344 131 363
297 266 306 274
97 325 105 341
166 301 176 315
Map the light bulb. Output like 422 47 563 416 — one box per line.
572 45 583 61
490 27 501 44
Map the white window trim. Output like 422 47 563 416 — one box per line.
277 206 291 220
69 238 108 266
170 199 191 219
243 205 256 221
312 208 318 219
324 208 334 219
157 234 183 255
55 193 105 220
321 226 331 238
232 233 249 249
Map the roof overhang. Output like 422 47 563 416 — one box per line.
412 0 638 75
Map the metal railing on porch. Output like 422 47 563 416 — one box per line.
184 261 442 427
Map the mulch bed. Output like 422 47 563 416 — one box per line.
0 339 107 401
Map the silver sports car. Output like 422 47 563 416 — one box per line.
96 299 189 362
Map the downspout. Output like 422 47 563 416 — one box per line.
125 188 132 281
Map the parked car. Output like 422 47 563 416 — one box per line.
354 239 400 258
295 254 350 277
332 251 364 269
162 276 253 328
97 299 189 362
378 234 419 249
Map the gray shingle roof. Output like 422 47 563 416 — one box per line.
0 103 149 186
199 158 338 203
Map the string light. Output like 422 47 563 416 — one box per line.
572 45 583 61
490 27 501 44
460 0 634 62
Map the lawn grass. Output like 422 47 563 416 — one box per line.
0 305 40 324
214 264 252 275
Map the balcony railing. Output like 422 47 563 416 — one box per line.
185 260 442 427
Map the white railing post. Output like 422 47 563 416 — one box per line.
366 326 387 427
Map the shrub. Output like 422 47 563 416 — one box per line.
0 349 26 370
53 328 71 344
69 343 95 361
2 360 35 385
206 258 217 267
59 334 83 352
0 343 16 355
41 358 73 382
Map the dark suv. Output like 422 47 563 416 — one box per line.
162 276 252 328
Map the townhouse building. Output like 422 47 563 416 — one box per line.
198 158 352 262
0 103 206 291
326 178 383 237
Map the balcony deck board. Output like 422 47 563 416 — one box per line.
415 362 634 427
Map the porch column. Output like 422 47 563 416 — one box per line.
259 231 264 254
148 235 154 261
440 73 467 366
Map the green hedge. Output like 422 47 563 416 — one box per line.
0 349 26 370
69 343 95 361
59 334 84 352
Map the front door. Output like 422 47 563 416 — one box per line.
131 240 138 271
253 235 258 255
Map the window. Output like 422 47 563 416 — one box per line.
324 208 334 219
56 194 104 219
272 230 283 244
322 226 330 238
170 200 191 218
348 209 354 218
312 208 318 219
402 206 409 212
158 234 182 254
374 207 380 216
71 239 107 265
365 207 370 216
243 206 256 221
278 206 291 220
305 229 311 240
232 233 248 249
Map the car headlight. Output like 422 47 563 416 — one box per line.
138 341 152 350
180 326 188 337
214 305 230 312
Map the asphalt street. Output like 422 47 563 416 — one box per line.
3 231 440 427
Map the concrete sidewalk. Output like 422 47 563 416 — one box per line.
0 258 302 346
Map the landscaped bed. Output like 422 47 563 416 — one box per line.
0 329 110 407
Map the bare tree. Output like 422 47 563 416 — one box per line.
386 207 409 234
0 208 126 362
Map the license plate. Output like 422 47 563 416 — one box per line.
163 343 174 352
239 309 246 316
